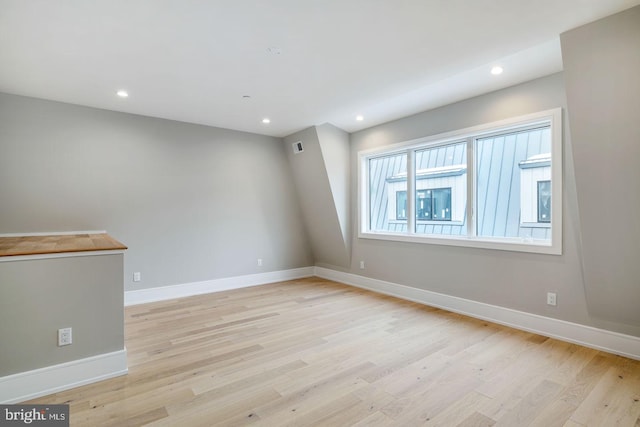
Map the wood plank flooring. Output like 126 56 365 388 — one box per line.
28 277 640 426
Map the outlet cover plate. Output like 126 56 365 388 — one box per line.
58 327 72 346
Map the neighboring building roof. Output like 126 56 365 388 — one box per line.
386 164 467 182
519 153 551 169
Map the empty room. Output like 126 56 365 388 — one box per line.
1 1 640 426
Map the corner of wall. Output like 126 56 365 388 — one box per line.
315 123 351 261
283 126 351 268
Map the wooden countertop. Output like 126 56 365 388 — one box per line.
0 233 127 257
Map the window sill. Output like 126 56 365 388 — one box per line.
388 220 465 226
520 222 551 229
359 230 561 255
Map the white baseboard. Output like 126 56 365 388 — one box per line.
314 267 640 361
125 267 315 306
0 349 128 404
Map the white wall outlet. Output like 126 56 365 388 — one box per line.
359 260 365 269
133 272 141 282
257 258 263 266
547 292 557 306
58 327 72 346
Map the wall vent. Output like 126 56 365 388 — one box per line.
292 141 304 154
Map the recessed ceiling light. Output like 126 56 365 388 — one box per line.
491 66 503 75
262 118 271 124
356 115 364 121
116 90 129 98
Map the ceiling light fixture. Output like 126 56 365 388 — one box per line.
356 115 364 121
262 118 271 124
116 90 129 98
491 66 503 75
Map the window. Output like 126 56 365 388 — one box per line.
369 152 407 233
359 108 562 254
417 188 451 221
396 191 407 220
538 181 551 223
398 188 452 221
476 127 552 239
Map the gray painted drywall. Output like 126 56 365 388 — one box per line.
284 126 350 267
561 6 640 327
0 254 124 376
315 123 351 256
0 93 313 290
349 73 640 337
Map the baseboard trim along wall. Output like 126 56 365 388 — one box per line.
314 267 640 361
125 266 315 306
6 266 637 403
0 349 128 404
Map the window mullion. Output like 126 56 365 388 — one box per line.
466 137 475 237
407 149 416 234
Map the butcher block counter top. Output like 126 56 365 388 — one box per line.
0 233 127 257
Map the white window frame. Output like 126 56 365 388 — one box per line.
358 108 563 255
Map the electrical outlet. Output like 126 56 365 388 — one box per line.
359 260 365 269
133 272 141 282
257 258 263 266
547 292 557 306
58 327 72 346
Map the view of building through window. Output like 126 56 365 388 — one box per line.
476 126 551 239
368 152 407 232
395 188 452 221
361 109 561 254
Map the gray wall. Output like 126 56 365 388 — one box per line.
561 6 640 327
315 123 351 259
347 73 640 337
0 254 123 376
284 126 350 267
0 93 313 291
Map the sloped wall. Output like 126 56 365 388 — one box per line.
561 6 640 327
284 125 350 268
315 123 351 256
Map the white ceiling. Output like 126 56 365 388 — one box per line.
1 1 639 137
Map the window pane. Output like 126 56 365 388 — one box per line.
538 180 551 222
414 142 466 235
476 126 551 240
432 188 452 221
396 191 407 220
369 152 407 232
416 190 432 220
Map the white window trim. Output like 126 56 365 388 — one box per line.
358 108 563 255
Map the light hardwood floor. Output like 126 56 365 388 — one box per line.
29 277 640 426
